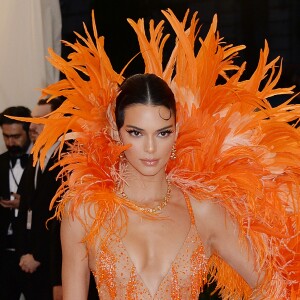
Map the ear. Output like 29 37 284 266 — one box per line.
107 102 123 143
175 123 179 140
111 127 123 144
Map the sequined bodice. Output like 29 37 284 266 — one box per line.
92 195 208 300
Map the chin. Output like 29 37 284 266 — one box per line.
136 165 165 177
126 159 167 177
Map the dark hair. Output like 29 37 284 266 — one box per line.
115 74 176 130
0 106 31 132
38 96 66 112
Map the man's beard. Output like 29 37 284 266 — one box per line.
7 145 26 157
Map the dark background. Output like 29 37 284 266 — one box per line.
60 0 300 105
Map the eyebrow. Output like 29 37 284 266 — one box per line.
125 125 174 132
3 134 22 138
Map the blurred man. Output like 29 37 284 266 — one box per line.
16 97 65 300
0 106 31 300
17 97 98 300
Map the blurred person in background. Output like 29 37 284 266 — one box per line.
16 98 65 300
0 106 32 300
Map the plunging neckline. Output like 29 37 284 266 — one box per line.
94 193 209 299
118 221 194 298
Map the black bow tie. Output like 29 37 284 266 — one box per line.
10 154 29 169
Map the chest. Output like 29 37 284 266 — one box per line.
89 194 211 298
92 222 208 299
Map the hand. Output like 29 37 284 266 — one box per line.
0 193 20 208
53 285 63 300
19 254 41 273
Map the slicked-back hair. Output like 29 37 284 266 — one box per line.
115 74 176 130
38 96 66 112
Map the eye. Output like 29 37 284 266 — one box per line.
126 130 142 137
158 130 173 137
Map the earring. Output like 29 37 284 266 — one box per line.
170 145 176 160
118 141 125 159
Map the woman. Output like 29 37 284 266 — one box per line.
61 73 260 299
31 9 300 300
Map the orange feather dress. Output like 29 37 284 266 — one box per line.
30 9 300 299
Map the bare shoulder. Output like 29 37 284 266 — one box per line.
189 195 226 222
61 202 96 240
63 201 96 223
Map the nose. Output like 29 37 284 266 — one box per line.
144 136 156 154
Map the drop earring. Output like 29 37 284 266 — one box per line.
170 145 176 160
118 140 125 159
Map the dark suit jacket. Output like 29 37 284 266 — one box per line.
0 152 12 250
16 145 98 297
0 151 29 251
16 151 63 287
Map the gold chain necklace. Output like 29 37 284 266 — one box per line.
119 180 172 214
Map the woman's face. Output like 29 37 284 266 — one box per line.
119 104 176 177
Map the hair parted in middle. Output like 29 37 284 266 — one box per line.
115 74 176 130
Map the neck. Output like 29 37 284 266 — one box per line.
121 173 169 204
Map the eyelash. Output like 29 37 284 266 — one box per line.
158 130 173 137
126 130 141 137
126 129 173 137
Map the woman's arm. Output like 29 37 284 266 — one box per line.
195 200 262 288
211 203 261 287
61 213 90 300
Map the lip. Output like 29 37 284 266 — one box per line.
140 159 159 166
